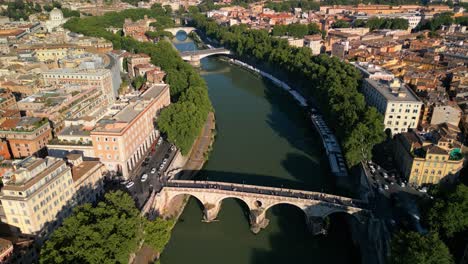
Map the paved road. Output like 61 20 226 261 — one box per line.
123 139 178 208
164 180 368 209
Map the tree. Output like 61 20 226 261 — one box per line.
143 218 174 252
132 76 146 90
426 184 468 238
332 19 350 28
40 191 142 264
390 231 453 264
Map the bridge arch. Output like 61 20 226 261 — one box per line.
164 27 195 36
165 192 206 218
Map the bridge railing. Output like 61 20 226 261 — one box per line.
163 179 368 209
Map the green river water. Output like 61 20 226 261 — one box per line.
159 34 360 264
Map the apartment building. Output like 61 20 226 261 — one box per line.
393 125 464 185
353 61 395 81
41 68 116 104
0 91 18 111
0 117 52 159
0 154 106 236
90 84 170 178
0 157 75 236
430 103 462 127
67 154 106 206
304 34 323 55
361 78 423 134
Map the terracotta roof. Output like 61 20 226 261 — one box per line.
71 161 101 182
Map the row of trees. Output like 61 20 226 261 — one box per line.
191 15 385 167
40 191 174 263
271 23 321 38
354 17 409 30
63 8 212 155
264 0 320 12
390 184 468 263
1 0 79 21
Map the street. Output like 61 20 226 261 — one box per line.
115 138 178 209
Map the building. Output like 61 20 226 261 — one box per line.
126 53 151 78
0 238 13 263
44 8 68 32
393 126 464 185
304 34 323 55
430 102 462 127
0 90 18 111
0 154 106 237
122 15 156 42
90 84 170 178
353 61 395 81
0 117 52 159
67 154 106 206
0 157 75 236
42 69 116 104
361 78 423 134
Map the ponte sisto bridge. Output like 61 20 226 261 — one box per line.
152 180 370 234
164 27 196 35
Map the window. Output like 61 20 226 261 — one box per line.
413 109 418 113
12 218 18 223
387 121 392 125
25 219 30 225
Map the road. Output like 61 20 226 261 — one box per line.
122 139 178 208
164 180 368 209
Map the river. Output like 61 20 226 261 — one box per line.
160 32 360 264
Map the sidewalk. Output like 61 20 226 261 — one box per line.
179 112 215 179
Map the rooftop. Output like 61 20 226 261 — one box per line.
365 78 422 103
71 160 101 182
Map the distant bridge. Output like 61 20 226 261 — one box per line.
152 180 370 234
179 48 232 66
164 27 195 35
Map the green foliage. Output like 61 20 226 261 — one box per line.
2 0 40 20
61 8 81 18
363 17 409 30
419 12 454 31
390 231 453 264
143 218 175 252
145 31 173 39
132 76 146 90
63 9 212 155
426 184 468 238
332 19 351 28
121 0 149 6
454 16 468 26
40 191 142 264
271 23 321 38
192 15 385 167
264 0 320 12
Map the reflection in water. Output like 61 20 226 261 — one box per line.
161 33 358 264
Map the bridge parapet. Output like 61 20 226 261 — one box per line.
155 180 371 234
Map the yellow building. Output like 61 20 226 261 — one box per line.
393 126 464 185
0 157 75 236
32 45 85 62
0 154 106 236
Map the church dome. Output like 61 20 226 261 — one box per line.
49 8 64 21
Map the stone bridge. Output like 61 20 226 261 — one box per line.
179 48 232 66
164 27 196 35
153 180 370 234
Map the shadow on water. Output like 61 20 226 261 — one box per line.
249 204 361 264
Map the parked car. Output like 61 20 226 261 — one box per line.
126 181 135 188
151 168 156 174
141 174 148 182
157 137 163 145
170 145 176 151
384 184 389 190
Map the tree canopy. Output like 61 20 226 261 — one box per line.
362 17 409 30
271 23 321 38
40 191 174 263
390 231 453 264
426 184 468 238
332 19 351 28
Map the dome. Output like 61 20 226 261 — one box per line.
49 8 64 21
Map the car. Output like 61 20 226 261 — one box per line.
384 184 389 190
141 174 148 182
382 172 388 178
125 181 135 188
170 145 176 151
151 168 156 174
157 138 163 145
400 182 406 187
420 187 428 193
120 180 129 185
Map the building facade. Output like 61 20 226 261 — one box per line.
393 129 464 185
0 117 52 159
362 78 423 134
